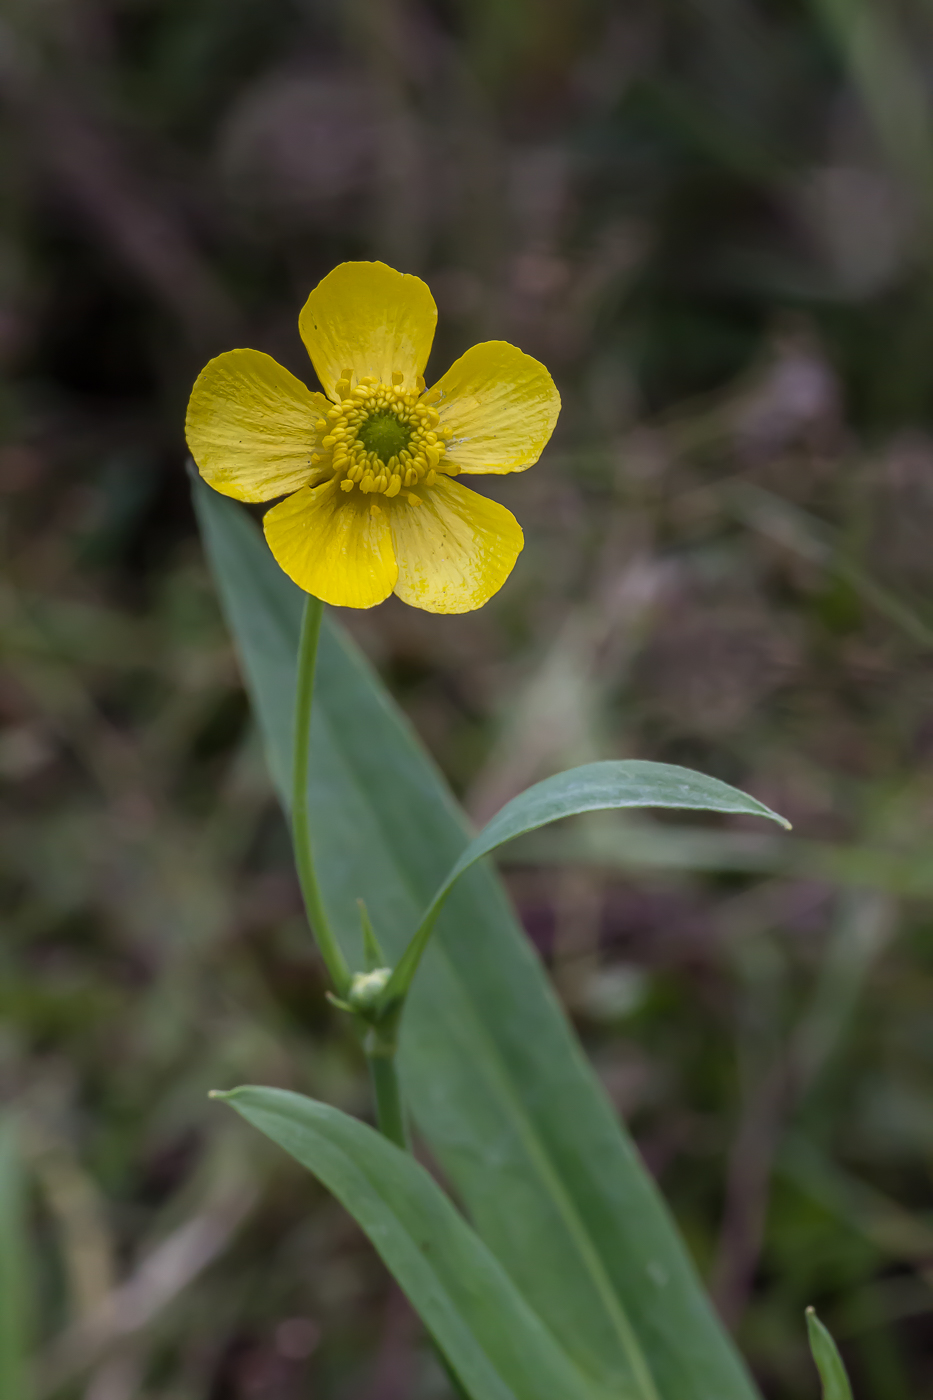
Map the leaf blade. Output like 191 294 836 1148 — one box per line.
194 480 762 1400
806 1308 854 1400
386 762 788 1000
456 761 788 870
218 1086 604 1400
0 1118 31 1400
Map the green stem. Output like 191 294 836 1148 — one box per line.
367 1048 408 1150
292 596 351 997
294 599 406 1149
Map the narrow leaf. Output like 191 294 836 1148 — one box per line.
217 1087 602 1400
461 762 789 865
194 480 762 1400
0 1118 31 1400
386 762 788 1000
806 1308 853 1400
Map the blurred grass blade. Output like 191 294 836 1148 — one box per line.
780 1134 933 1264
194 481 762 1400
217 1086 606 1400
811 0 933 219
0 1119 31 1400
732 483 933 650
386 762 788 1000
509 817 933 898
805 1308 853 1400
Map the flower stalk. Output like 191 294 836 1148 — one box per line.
292 597 407 1147
292 596 351 998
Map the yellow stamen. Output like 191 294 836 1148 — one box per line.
308 375 452 497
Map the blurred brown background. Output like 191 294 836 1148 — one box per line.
2 0 933 1396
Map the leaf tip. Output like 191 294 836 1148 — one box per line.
806 1304 853 1400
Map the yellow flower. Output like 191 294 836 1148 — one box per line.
186 261 560 613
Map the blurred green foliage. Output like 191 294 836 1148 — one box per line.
2 0 933 1396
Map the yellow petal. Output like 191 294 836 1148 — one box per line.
424 340 560 475
186 349 329 503
264 481 398 609
390 477 523 614
298 261 437 400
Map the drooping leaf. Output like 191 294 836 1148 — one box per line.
0 1118 31 1400
194 479 762 1400
461 763 787 864
805 1308 853 1400
218 1086 609 1400
386 761 788 1000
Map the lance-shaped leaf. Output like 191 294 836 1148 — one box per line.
0 1119 31 1400
384 761 788 1003
218 1086 609 1400
194 480 762 1400
805 1308 853 1400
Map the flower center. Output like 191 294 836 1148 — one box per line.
358 411 412 462
311 370 454 500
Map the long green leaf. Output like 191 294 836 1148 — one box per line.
805 1308 853 1400
219 1086 609 1400
0 1118 31 1400
194 480 761 1400
386 762 787 1000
